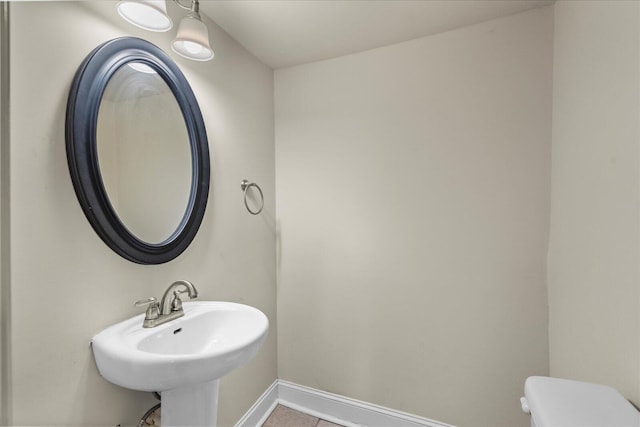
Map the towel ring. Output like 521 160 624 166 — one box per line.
241 179 264 215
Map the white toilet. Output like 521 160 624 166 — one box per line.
521 376 640 427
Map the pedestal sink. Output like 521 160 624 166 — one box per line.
91 301 269 426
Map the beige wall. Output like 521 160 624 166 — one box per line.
0 3 7 424
548 0 640 404
275 7 552 427
7 2 276 426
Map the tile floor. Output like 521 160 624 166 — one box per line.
262 404 345 427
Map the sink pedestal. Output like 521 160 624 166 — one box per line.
162 379 220 427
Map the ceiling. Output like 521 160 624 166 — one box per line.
198 0 554 69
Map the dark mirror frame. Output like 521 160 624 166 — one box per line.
66 37 210 265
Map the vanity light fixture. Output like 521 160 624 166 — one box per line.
117 0 173 32
171 2 214 61
117 0 214 61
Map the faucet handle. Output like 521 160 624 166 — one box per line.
135 297 160 320
170 288 197 312
135 296 157 307
171 290 184 312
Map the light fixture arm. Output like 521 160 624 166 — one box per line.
173 0 197 13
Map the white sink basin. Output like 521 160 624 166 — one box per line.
92 301 269 392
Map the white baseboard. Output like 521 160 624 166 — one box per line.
234 380 279 427
235 380 455 427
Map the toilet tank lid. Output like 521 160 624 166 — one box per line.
524 376 640 427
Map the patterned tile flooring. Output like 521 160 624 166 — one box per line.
262 404 345 427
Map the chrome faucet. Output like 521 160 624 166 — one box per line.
135 280 199 328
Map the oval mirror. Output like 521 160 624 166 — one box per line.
66 37 210 264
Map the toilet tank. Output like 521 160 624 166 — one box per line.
521 376 640 427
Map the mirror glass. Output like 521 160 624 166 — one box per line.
96 61 192 244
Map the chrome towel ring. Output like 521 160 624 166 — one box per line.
240 179 264 215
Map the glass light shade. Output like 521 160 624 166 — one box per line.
117 0 172 32
171 15 214 61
